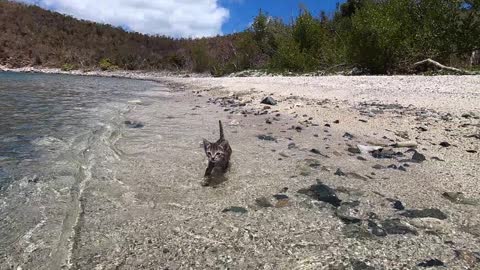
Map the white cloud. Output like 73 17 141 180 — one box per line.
15 0 229 38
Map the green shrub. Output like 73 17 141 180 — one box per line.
61 63 75 71
99 58 118 71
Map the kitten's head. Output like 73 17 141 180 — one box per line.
203 139 226 163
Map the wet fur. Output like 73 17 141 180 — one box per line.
203 120 232 177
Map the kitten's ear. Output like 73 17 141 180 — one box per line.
203 139 210 151
218 140 228 149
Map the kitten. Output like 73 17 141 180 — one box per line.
203 120 232 177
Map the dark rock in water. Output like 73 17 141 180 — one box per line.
124 120 144 129
343 132 354 140
348 147 361 154
288 142 297 149
398 166 407 171
466 150 477 153
265 119 272 124
439 141 451 147
371 149 402 159
310 148 328 157
324 123 331 127
261 96 277 105
357 156 367 161
334 168 346 176
389 199 405 210
295 126 303 132
387 164 398 170
336 201 363 223
333 120 340 124
255 197 273 208
400 208 447 220
222 206 248 214
257 135 276 141
368 220 387 237
351 259 376 270
417 259 444 267
297 182 342 207
382 219 418 235
273 194 289 200
442 192 479 205
372 164 385 170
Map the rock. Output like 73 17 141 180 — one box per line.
398 166 407 171
257 135 276 141
442 192 479 205
368 220 387 237
124 120 144 128
288 142 296 149
333 120 340 124
381 219 418 235
439 141 451 147
297 182 342 207
343 132 354 140
265 119 272 124
275 199 290 208
387 164 398 169
466 150 478 153
400 208 447 220
273 194 289 200
357 156 367 161
222 206 248 214
324 123 331 127
431 157 444 161
466 134 480 140
372 164 385 170
334 168 346 176
295 126 303 132
409 150 426 163
261 96 277 105
255 197 273 208
348 147 361 154
371 149 402 159
128 99 143 105
310 148 328 158
346 172 368 181
304 158 321 168
410 218 451 235
389 199 405 210
336 201 364 223
351 260 376 270
391 141 418 148
417 259 444 267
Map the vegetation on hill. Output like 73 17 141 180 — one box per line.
0 0 478 75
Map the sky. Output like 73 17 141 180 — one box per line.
14 0 345 38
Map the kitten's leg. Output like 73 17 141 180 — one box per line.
204 162 214 177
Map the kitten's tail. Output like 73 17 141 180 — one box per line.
219 120 224 140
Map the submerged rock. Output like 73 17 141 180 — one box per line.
222 206 248 214
124 120 144 128
257 135 276 141
400 208 447 220
381 219 418 235
442 192 479 205
417 259 444 267
297 182 342 207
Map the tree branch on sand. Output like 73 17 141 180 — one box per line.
413 58 473 75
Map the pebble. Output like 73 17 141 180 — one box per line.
255 197 273 208
124 120 144 129
334 168 346 176
257 135 276 141
442 192 478 205
439 141 451 147
336 201 364 223
381 219 418 235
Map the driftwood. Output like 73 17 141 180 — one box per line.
413 58 473 75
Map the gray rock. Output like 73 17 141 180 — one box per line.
336 201 364 223
334 168 346 176
222 206 248 214
439 141 451 147
368 220 387 237
124 120 144 128
443 192 479 205
255 197 273 208
257 135 276 141
381 219 418 235
261 96 277 105
400 208 447 220
351 259 376 270
297 182 342 207
417 259 444 267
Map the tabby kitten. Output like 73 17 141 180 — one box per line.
203 120 232 177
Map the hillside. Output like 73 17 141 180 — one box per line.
0 0 250 73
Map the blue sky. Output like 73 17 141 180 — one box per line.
220 0 345 34
15 0 345 37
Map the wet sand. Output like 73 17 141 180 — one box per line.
2 74 480 269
